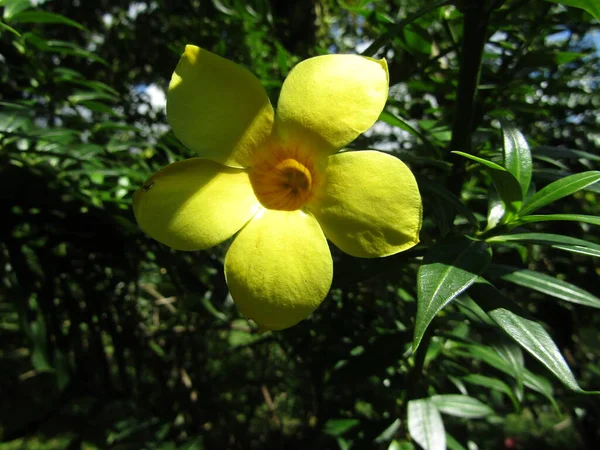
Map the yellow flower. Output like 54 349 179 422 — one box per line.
133 45 422 331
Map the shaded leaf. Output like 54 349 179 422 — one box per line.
324 419 360 437
419 181 479 229
11 11 86 30
0 19 20 35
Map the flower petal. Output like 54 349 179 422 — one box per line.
225 209 332 330
133 158 260 251
308 151 422 258
167 46 274 168
276 54 388 153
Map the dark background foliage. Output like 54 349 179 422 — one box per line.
1 0 599 449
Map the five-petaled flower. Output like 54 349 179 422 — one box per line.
133 45 422 331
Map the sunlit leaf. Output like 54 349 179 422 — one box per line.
487 264 600 309
545 0 600 21
514 214 600 227
414 237 491 351
488 233 600 258
502 123 532 197
517 171 600 217
452 151 523 221
429 394 494 418
408 399 445 450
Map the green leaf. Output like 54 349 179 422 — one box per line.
211 0 236 15
517 171 600 217
68 91 119 104
446 434 467 450
488 233 600 258
429 395 494 418
487 264 600 309
544 0 600 21
414 237 491 351
0 19 20 35
452 343 556 405
488 307 593 392
514 214 600 227
361 0 452 57
452 151 523 221
324 419 360 436
403 22 432 55
486 188 505 230
388 441 415 450
30 314 52 371
408 399 446 450
379 110 430 145
374 419 402 444
1 0 31 19
462 374 518 405
502 123 532 197
491 337 524 380
533 146 600 162
10 11 87 30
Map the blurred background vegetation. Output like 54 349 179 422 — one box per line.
1 0 599 449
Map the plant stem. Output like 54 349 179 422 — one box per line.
447 1 493 195
406 327 433 401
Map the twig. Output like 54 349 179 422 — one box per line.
261 384 281 428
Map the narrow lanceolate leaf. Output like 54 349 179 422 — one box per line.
488 264 600 309
414 238 492 351
429 395 494 418
544 0 600 21
462 374 518 408
408 399 446 450
517 171 600 217
453 343 556 405
488 233 600 258
452 151 523 220
533 146 600 162
10 11 87 30
502 123 532 197
446 434 468 450
488 307 598 393
0 19 20 36
514 214 600 227
379 110 429 145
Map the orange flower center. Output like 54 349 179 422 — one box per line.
250 146 318 211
